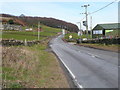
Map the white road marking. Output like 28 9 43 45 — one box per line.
77 83 83 88
59 57 76 79
87 52 101 58
52 43 84 88
75 79 83 88
58 56 83 88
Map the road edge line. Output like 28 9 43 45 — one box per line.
59 57 83 89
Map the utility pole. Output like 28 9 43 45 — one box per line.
38 21 40 41
90 16 92 39
81 4 90 39
77 22 82 41
79 22 82 42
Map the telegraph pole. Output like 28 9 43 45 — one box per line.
81 4 90 39
90 16 92 38
38 21 40 40
79 22 82 41
77 22 82 41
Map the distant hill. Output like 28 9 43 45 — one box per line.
1 14 79 32
0 14 26 26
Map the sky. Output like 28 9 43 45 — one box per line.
0 0 119 30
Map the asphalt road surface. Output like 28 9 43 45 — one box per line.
50 35 118 89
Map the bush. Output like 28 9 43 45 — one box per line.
8 19 14 24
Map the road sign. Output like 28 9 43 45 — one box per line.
69 35 72 39
83 21 87 26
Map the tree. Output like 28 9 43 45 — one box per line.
8 19 14 24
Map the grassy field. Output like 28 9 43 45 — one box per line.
2 25 61 41
2 33 45 41
2 40 69 88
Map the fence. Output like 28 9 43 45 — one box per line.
1 39 44 46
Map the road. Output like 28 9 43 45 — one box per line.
50 35 118 89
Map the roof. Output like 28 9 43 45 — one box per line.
93 23 120 30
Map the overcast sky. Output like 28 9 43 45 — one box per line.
0 0 119 30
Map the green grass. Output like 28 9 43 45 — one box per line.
2 25 61 41
42 25 61 33
2 32 44 41
2 40 69 88
80 43 119 52
9 83 23 88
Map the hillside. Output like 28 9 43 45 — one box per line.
1 14 79 32
0 16 26 26
2 25 61 41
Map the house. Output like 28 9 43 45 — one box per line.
25 28 32 31
92 23 120 38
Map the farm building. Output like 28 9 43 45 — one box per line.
92 23 120 38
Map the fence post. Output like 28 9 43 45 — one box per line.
24 39 27 46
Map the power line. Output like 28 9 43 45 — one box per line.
80 0 118 21
90 0 118 15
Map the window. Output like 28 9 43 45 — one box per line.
93 30 103 34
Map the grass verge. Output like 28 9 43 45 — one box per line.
79 43 119 52
2 39 69 88
64 33 119 52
